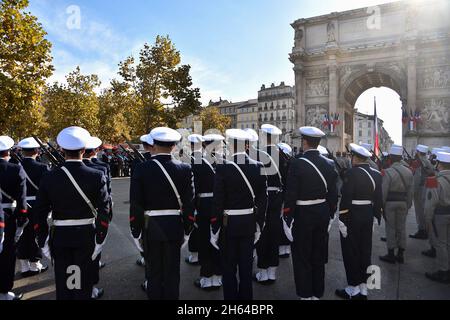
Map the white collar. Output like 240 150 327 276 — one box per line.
65 160 83 163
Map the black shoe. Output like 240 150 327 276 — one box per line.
252 273 274 286
335 289 365 300
185 256 200 266
380 237 387 242
22 265 49 278
380 250 397 264
422 248 437 258
425 271 450 284
91 287 104 300
99 261 106 269
194 279 218 291
396 249 405 264
410 230 428 240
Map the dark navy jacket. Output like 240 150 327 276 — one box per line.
284 150 338 218
212 153 268 236
257 145 288 190
91 157 112 195
0 159 27 221
191 151 215 211
21 158 50 199
130 154 195 241
339 164 383 222
33 161 110 246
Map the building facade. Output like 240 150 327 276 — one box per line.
237 99 258 130
354 111 394 152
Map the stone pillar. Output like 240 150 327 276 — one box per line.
327 57 341 151
405 46 418 149
293 63 305 150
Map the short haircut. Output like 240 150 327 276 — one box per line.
353 153 368 162
154 140 176 148
22 148 38 156
63 149 84 158
303 136 321 149
142 142 151 148
0 150 9 158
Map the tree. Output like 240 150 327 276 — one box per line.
118 35 201 134
0 0 54 139
43 67 100 138
198 107 232 133
98 80 141 144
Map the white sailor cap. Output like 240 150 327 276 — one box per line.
226 129 251 141
0 136 14 152
382 152 389 157
441 146 450 153
18 137 40 149
416 145 429 154
244 129 259 142
85 136 102 150
261 124 282 136
389 145 403 156
318 145 329 156
187 134 205 144
350 143 372 158
432 148 444 156
437 152 450 164
277 143 292 155
56 127 91 150
203 134 225 142
150 127 182 143
140 134 154 146
361 143 373 151
299 127 325 138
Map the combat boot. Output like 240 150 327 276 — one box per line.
380 249 396 264
422 247 436 259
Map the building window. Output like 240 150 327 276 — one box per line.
359 131 363 137
368 122 372 128
252 124 255 129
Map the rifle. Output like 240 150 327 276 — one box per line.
47 141 66 164
121 135 145 163
10 149 23 164
403 147 413 161
119 145 136 161
32 136 63 167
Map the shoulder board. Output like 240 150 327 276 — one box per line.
426 176 438 189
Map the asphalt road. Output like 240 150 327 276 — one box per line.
14 178 450 300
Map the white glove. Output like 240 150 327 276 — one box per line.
15 220 29 243
133 234 144 253
254 224 262 245
41 236 51 260
91 240 105 261
282 219 294 243
328 215 336 233
210 226 220 250
181 234 190 249
338 220 348 238
0 234 3 254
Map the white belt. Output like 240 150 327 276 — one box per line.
1 201 17 209
197 193 214 198
53 218 95 227
26 196 36 201
267 187 282 192
145 210 181 217
224 208 254 216
352 200 372 205
296 199 326 206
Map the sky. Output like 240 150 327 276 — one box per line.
27 0 404 143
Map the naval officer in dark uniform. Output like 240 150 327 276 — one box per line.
130 127 195 300
16 138 50 278
189 134 222 290
254 124 287 284
33 127 110 300
0 136 28 301
283 127 338 300
335 143 383 300
210 129 268 300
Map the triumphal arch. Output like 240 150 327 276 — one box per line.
290 0 450 152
